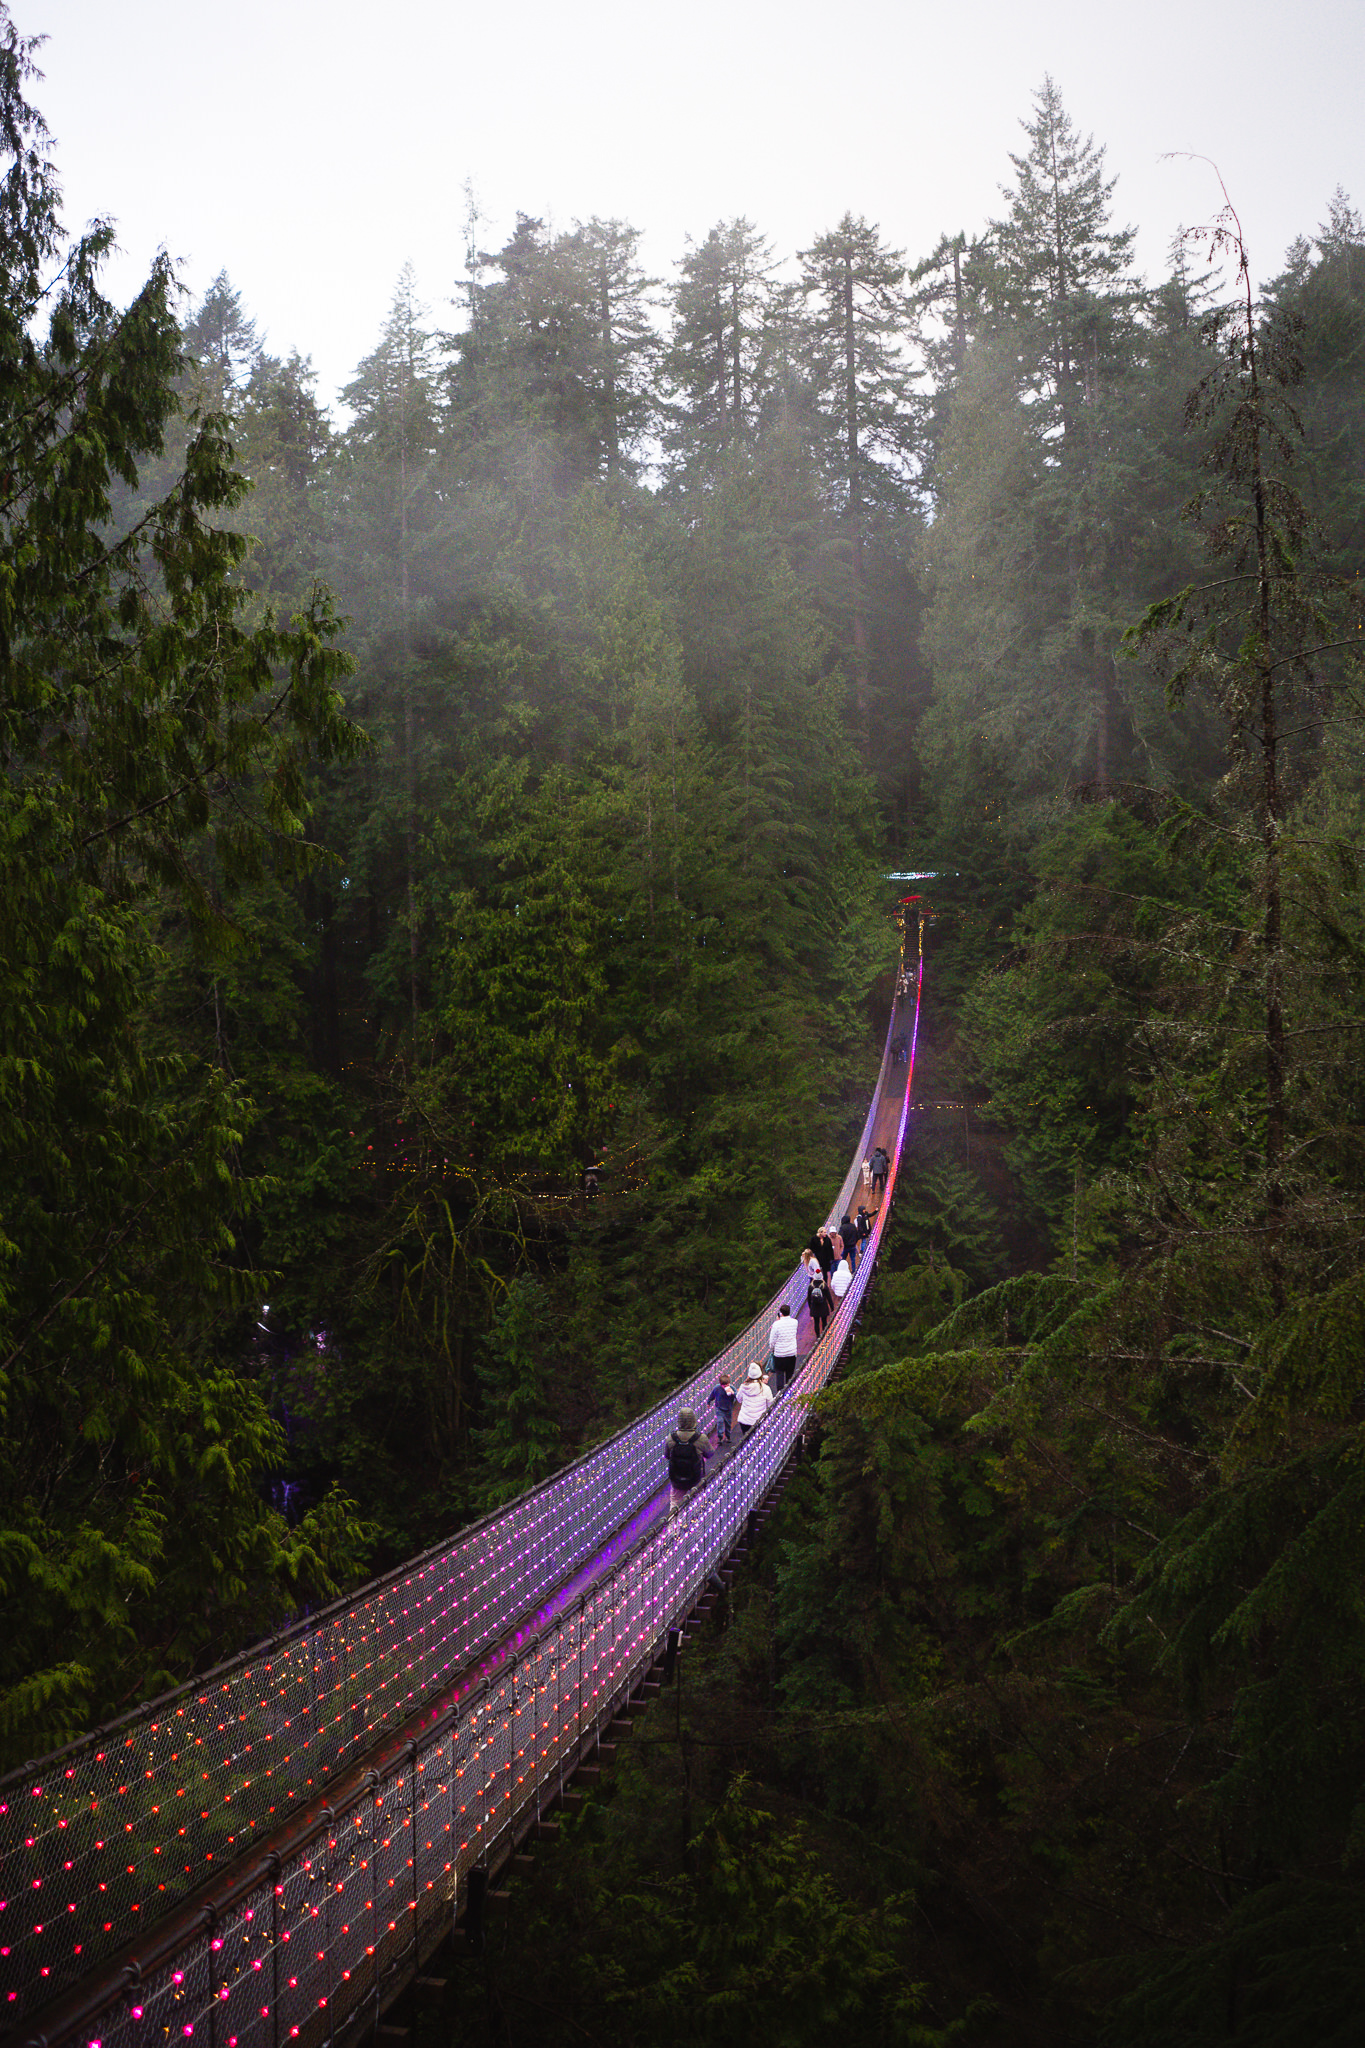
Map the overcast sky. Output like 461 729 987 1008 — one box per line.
29 0 1365 412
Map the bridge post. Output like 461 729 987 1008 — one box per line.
663 1627 681 1686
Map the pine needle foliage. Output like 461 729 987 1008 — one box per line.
0 4 369 1762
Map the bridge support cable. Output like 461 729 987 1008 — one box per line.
5 942 924 2048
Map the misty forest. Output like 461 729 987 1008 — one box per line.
5 0 1365 2037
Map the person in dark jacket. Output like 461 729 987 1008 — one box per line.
710 1377 736 1445
870 1145 889 1198
665 1409 710 1514
839 1212 859 1272
807 1266 832 1343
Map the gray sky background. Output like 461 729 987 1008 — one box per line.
30 0 1365 412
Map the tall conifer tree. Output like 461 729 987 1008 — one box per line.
799 213 915 711
662 218 773 497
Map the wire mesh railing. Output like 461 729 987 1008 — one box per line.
4 961 920 2046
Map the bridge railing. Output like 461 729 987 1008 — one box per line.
24 1020 913 2048
4 975 916 2040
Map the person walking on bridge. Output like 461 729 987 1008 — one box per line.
709 1375 736 1445
807 1264 832 1345
665 1409 710 1515
870 1144 889 1199
768 1303 799 1391
811 1227 835 1286
735 1364 773 1440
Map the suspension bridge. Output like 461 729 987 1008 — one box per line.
2 934 923 2048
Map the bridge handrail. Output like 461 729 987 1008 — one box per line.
2 969 916 2032
16 973 918 2048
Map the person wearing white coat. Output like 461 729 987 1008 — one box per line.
767 1304 800 1391
734 1364 773 1439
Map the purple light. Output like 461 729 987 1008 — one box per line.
4 996 919 2038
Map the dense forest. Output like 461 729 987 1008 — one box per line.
3 0 1365 2034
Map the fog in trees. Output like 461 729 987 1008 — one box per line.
4 6 1365 2033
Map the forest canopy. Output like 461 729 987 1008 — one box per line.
2 7 1365 2036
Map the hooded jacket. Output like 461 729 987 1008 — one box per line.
735 1377 773 1427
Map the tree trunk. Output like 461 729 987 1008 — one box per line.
1242 262 1285 1315
599 260 619 478
1094 638 1109 789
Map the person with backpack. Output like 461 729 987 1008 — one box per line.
710 1375 737 1445
734 1363 773 1440
807 1264 832 1344
665 1409 710 1514
870 1144 889 1198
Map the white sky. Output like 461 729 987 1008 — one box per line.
30 0 1365 413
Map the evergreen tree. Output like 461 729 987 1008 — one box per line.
661 217 773 496
576 214 660 480
984 74 1139 439
471 1276 564 1509
334 267 444 1052
225 347 333 615
182 267 263 405
1127 186 1365 1308
798 213 916 712
448 213 656 492
921 86 1172 796
1265 187 1365 572
0 5 366 1759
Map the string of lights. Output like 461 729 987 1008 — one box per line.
4 938 924 2048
